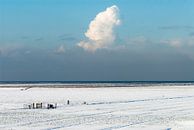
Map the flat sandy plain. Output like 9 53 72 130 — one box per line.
0 86 194 130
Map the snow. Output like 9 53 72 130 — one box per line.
0 86 194 130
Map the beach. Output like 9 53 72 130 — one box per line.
0 85 194 130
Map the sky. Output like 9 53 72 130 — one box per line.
0 0 194 81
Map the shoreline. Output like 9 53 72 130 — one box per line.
0 85 194 89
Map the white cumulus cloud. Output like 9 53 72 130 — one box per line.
55 45 65 54
161 36 194 48
163 39 183 47
78 5 121 52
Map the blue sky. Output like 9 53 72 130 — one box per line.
0 0 194 81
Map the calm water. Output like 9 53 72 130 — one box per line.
0 81 194 87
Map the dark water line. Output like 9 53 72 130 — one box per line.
1 81 194 84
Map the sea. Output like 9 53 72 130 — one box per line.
0 81 194 87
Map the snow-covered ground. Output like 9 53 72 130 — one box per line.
0 86 194 130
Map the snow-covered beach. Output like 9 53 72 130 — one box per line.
0 86 194 130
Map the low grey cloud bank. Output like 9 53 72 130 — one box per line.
78 5 121 52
